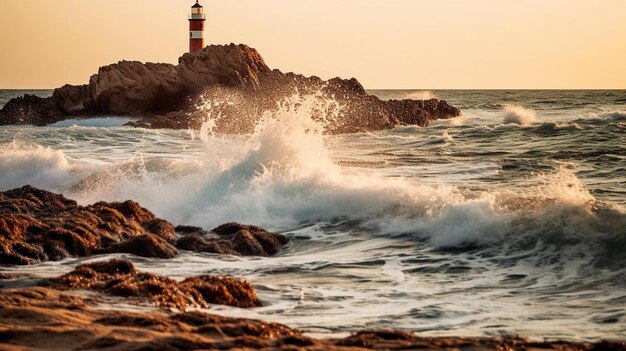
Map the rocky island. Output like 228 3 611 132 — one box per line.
0 44 460 133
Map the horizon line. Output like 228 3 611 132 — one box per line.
1 87 625 91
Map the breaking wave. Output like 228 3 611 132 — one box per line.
0 142 73 190
2 95 623 271
502 104 538 125
406 91 437 100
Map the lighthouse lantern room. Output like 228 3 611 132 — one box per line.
189 1 206 53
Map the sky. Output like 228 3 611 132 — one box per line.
0 0 625 89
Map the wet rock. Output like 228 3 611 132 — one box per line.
175 223 289 257
0 44 461 133
174 225 205 234
0 186 288 265
0 186 175 264
181 275 262 308
0 286 623 350
0 287 298 351
97 234 179 259
175 234 239 256
48 259 261 309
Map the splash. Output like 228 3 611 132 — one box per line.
171 95 622 258
502 104 538 125
406 91 437 100
0 94 622 263
423 130 454 145
0 141 72 191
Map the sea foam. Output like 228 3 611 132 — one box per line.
0 142 72 191
0 95 622 259
502 104 538 125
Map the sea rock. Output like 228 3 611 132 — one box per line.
213 222 289 256
47 259 262 309
175 222 289 257
96 234 179 259
0 44 461 132
0 186 288 265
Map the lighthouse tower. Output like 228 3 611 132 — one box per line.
189 0 206 53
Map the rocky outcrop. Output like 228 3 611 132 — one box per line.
0 288 299 350
0 185 288 265
0 44 460 133
47 259 261 309
1 287 623 350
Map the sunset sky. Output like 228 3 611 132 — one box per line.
0 0 625 89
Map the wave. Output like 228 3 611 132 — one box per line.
0 142 73 191
502 105 538 125
602 111 626 121
405 91 437 100
422 130 454 145
1 95 624 271
48 117 138 128
578 110 626 123
533 121 582 134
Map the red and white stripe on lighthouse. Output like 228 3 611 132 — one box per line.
189 0 206 53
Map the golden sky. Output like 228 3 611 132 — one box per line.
1 0 625 89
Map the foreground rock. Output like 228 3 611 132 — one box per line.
0 44 461 133
0 287 622 351
0 185 288 265
47 259 261 309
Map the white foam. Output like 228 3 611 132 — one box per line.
48 117 137 128
406 91 437 100
0 95 618 251
502 105 538 125
0 142 73 191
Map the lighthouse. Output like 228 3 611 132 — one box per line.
189 0 206 53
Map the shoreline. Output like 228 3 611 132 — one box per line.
0 186 625 350
1 284 624 350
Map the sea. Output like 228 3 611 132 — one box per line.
0 89 625 341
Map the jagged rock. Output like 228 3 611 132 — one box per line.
213 223 289 256
96 234 179 259
47 259 261 309
176 234 239 256
175 222 289 257
0 186 288 265
0 44 460 133
174 225 205 234
0 94 63 126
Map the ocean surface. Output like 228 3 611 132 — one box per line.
0 89 625 341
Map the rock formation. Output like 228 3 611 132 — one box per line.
0 44 460 133
47 259 261 309
0 286 622 350
0 185 288 265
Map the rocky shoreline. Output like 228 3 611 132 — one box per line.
1 186 625 350
0 44 461 133
0 285 623 350
0 185 288 265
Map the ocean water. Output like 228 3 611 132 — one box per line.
0 89 625 341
